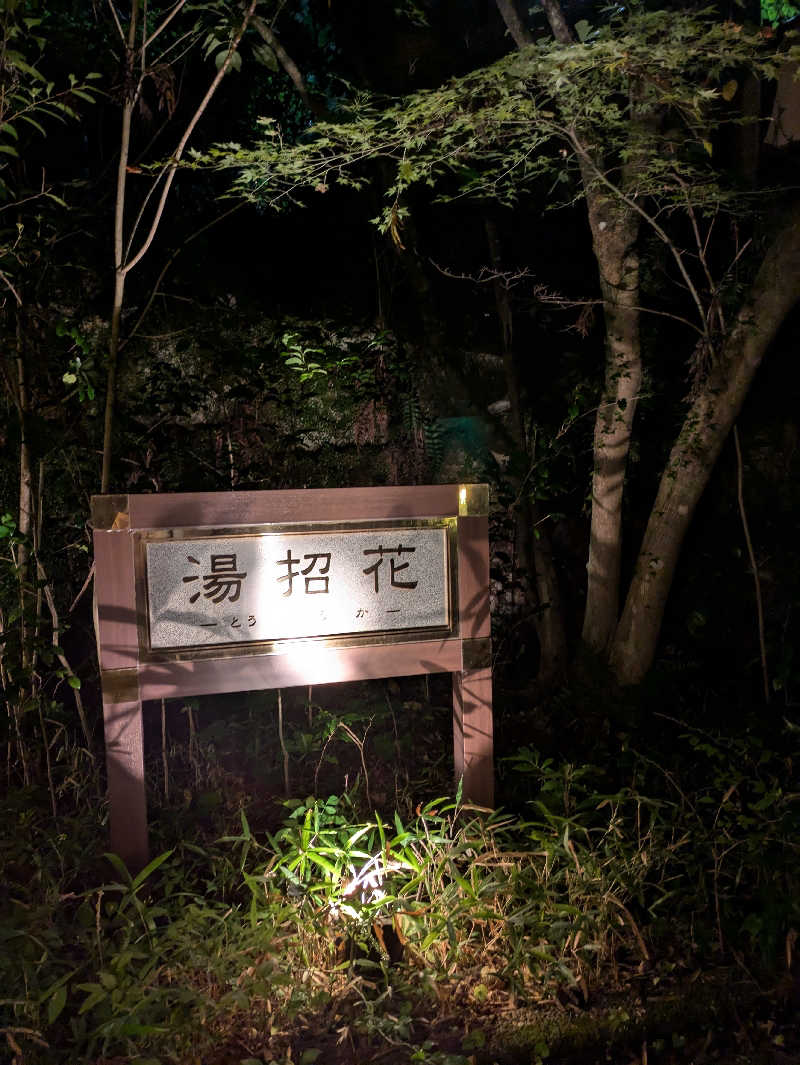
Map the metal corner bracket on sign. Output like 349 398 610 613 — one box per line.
458 483 489 516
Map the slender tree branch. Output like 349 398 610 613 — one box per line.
122 0 258 276
428 258 703 335
143 0 188 49
141 0 148 77
251 15 323 117
733 425 770 704
121 202 244 350
675 174 726 337
36 556 94 751
124 157 169 264
68 561 95 615
151 28 196 69
105 0 125 43
101 0 139 493
0 267 22 305
270 0 289 30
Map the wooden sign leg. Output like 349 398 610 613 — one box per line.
102 684 149 872
453 667 494 807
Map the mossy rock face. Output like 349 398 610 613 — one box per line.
478 971 761 1064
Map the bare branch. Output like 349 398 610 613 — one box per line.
68 561 95 615
36 557 93 752
733 425 770 704
121 201 244 348
0 267 22 306
429 258 704 335
105 0 125 43
143 0 188 49
122 0 258 276
252 15 323 117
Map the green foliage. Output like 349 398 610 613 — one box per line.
0 2 100 315
0 3 99 201
281 330 328 381
762 0 800 25
57 322 96 402
205 8 789 227
2 708 799 1062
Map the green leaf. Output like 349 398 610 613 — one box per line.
7 54 45 81
307 852 338 875
104 851 133 885
252 43 279 72
575 19 592 42
18 114 46 135
130 848 174 892
215 49 241 72
79 988 107 1014
67 675 81 689
47 984 67 1024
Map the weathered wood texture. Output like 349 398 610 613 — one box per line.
453 667 494 808
102 689 148 869
457 515 491 639
127 485 461 528
94 529 138 670
138 639 463 701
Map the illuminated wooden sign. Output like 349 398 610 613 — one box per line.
93 486 492 871
142 522 454 650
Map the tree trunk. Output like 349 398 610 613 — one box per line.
496 0 533 48
580 193 641 652
611 204 800 683
15 309 32 575
100 0 256 492
15 307 33 668
498 0 643 655
101 0 137 494
539 0 574 44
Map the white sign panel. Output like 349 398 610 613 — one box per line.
145 525 450 650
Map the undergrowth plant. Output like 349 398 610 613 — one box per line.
1 708 799 1064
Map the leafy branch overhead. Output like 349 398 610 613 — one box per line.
0 9 100 202
200 10 794 232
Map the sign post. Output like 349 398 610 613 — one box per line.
92 485 492 870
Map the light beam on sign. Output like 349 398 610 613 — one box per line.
283 638 347 686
